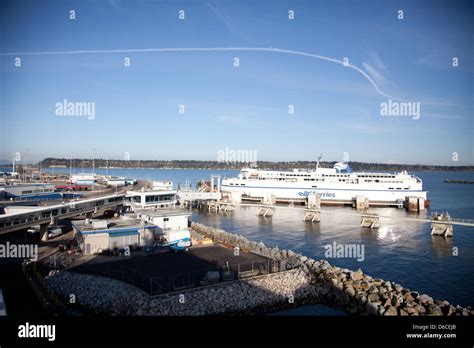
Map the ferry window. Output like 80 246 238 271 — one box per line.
164 218 169 222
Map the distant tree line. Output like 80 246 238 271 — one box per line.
36 158 474 172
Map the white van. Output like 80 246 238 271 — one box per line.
48 228 62 238
27 226 40 234
167 230 192 252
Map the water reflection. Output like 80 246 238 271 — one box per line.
303 221 321 235
257 216 273 227
431 236 454 257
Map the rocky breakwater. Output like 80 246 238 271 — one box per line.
191 222 474 316
145 268 313 315
47 271 150 315
46 267 314 316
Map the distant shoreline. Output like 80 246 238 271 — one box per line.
2 158 472 172
444 180 474 184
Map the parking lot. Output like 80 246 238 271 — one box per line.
71 244 274 295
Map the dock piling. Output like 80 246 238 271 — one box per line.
355 196 370 210
257 206 274 217
303 209 321 222
360 214 380 229
431 212 453 237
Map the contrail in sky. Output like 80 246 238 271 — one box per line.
0 46 466 106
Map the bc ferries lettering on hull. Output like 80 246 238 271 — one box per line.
221 161 428 207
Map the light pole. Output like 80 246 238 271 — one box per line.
92 148 96 190
24 148 28 182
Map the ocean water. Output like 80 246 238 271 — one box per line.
40 168 474 308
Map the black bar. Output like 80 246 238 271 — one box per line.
0 316 473 346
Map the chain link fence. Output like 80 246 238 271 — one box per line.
72 258 290 296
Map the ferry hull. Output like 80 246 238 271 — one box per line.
221 184 427 203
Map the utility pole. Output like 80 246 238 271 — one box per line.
24 148 28 182
92 149 96 190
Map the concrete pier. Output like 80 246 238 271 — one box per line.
303 209 320 222
307 193 321 209
431 212 453 237
257 206 274 217
406 196 426 212
263 194 276 205
355 196 369 210
218 202 235 213
204 201 235 213
206 201 219 213
360 215 380 229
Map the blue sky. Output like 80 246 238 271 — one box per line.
0 0 472 165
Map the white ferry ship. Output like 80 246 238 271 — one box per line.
221 161 428 206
